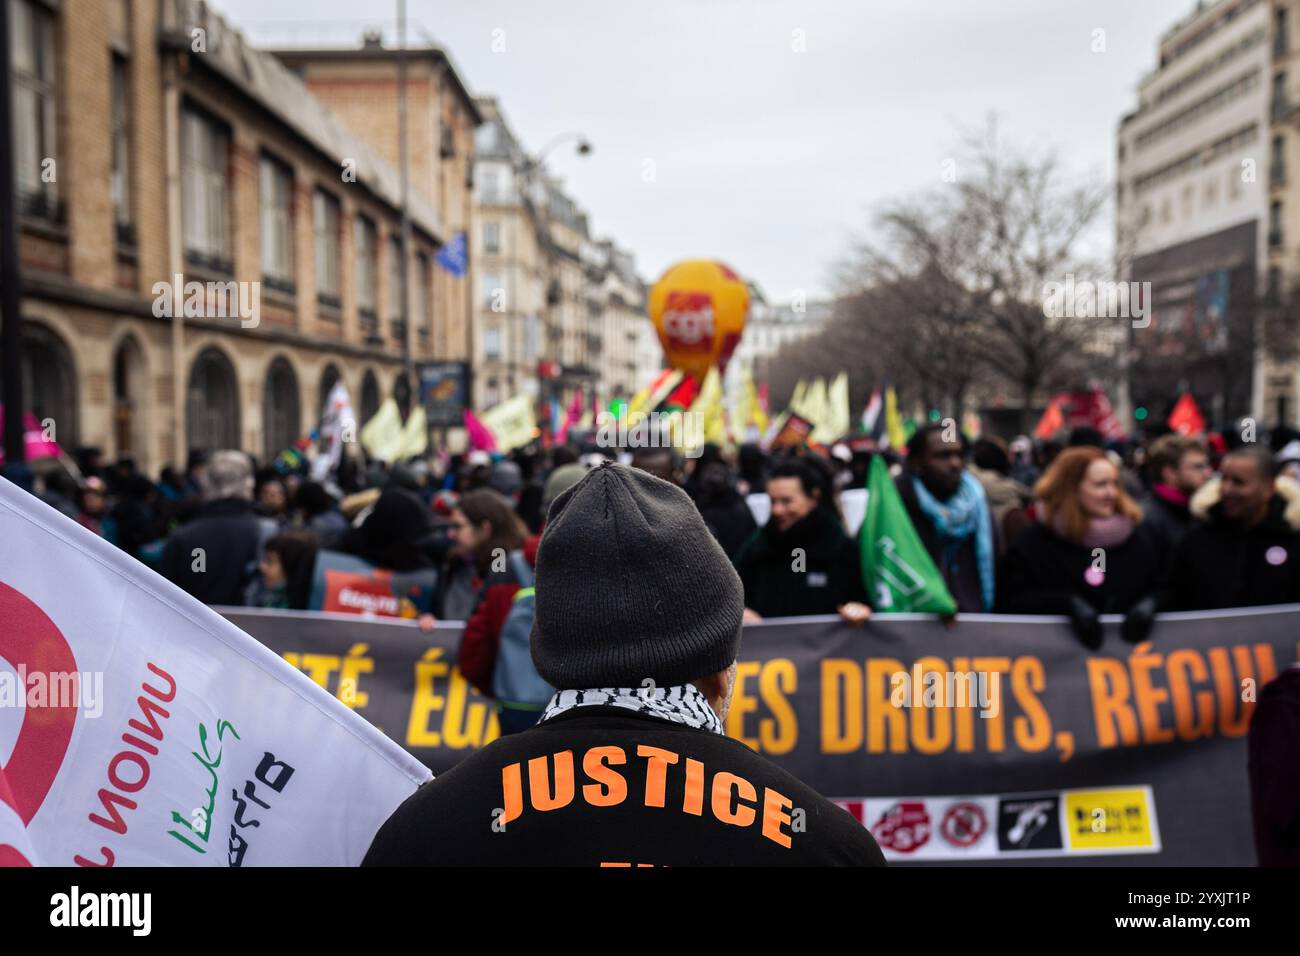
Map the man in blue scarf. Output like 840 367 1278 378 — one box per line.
895 424 999 613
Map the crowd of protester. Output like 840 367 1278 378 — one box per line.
13 418 1300 865
13 418 1300 654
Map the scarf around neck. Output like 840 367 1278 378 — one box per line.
539 683 724 735
1063 513 1135 550
911 472 996 611
1152 483 1190 507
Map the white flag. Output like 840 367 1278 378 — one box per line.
0 477 429 867
312 380 356 481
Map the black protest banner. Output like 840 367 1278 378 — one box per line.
220 605 1300 865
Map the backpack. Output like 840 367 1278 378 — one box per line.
491 551 554 733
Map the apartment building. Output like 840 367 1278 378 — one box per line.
1116 0 1271 424
269 33 481 370
471 97 546 408
470 95 650 412
10 0 448 474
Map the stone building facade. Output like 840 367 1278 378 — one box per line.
9 0 454 475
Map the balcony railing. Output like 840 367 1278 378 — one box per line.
19 189 64 224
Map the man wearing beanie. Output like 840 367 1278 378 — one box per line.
363 462 884 866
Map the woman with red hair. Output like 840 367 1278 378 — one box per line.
997 446 1163 648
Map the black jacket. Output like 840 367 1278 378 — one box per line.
1138 491 1193 569
161 498 275 606
697 490 759 559
362 707 885 866
1167 483 1300 611
1249 667 1300 866
896 474 999 614
732 505 867 618
996 520 1162 616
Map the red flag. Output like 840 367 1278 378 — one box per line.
1034 396 1065 439
1168 393 1206 436
658 374 699 412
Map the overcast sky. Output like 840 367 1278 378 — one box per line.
221 0 1194 302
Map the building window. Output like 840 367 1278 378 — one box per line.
482 273 502 309
259 155 294 291
1273 135 1287 185
359 370 380 425
483 221 500 253
186 347 240 452
22 323 78 449
313 189 341 306
354 215 378 326
181 106 231 272
111 54 133 241
11 0 59 219
414 252 430 340
1271 200 1283 247
524 314 539 360
1278 8 1290 59
1274 71 1288 120
484 326 502 361
388 235 404 322
263 358 301 461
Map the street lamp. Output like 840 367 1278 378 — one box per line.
523 132 593 173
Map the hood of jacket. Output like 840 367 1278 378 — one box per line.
1190 473 1300 531
970 465 1031 511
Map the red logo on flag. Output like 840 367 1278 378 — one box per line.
871 801 931 853
940 802 987 847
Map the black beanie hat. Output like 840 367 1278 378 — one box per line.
530 461 744 689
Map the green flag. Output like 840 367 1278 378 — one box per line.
860 455 957 614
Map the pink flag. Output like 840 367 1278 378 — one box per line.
463 409 497 452
557 388 584 444
0 406 62 465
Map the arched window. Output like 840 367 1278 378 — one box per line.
19 323 78 449
112 335 146 460
186 347 239 452
359 369 380 425
263 357 300 461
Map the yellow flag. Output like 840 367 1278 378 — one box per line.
480 394 537 452
800 378 829 435
360 399 429 462
813 372 850 444
885 386 907 451
749 373 768 435
687 366 726 450
789 379 808 417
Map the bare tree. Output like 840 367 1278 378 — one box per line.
951 119 1113 432
809 117 1115 432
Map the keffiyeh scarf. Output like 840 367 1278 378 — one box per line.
539 683 724 735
